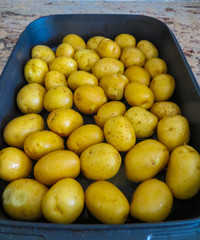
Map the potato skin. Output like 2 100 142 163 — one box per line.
31 45 55 64
62 34 86 51
56 43 75 58
144 57 167 79
114 33 136 49
87 36 106 52
124 66 150 86
97 38 121 59
136 40 159 60
44 70 67 90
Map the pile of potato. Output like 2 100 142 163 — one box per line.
0 33 200 224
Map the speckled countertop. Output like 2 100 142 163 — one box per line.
0 1 199 84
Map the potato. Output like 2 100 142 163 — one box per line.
165 145 200 199
125 139 169 182
3 114 45 149
47 108 83 137
130 179 173 222
42 178 84 224
104 116 136 152
62 34 86 51
44 86 73 112
34 150 80 186
0 147 32 182
68 70 98 91
124 82 154 109
24 58 48 85
24 130 65 160
86 36 106 52
120 47 146 68
124 66 150 86
74 85 107 114
85 181 129 224
150 74 175 101
49 57 77 77
2 178 48 221
31 45 55 64
44 70 67 90
157 115 190 151
150 101 181 119
124 106 158 138
80 143 121 180
67 124 104 155
114 33 136 49
17 83 46 114
97 38 121 59
74 49 100 72
94 101 126 128
92 58 124 79
136 40 159 60
55 43 75 58
144 57 167 78
99 74 128 100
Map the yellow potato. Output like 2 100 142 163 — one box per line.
67 124 104 155
86 36 106 52
74 85 107 114
114 33 136 49
34 150 80 186
55 43 75 58
157 115 190 152
97 38 121 59
47 108 83 137
136 40 159 60
144 57 167 78
2 178 48 221
125 139 169 182
62 34 86 51
85 181 129 224
130 179 173 222
92 58 124 79
94 101 126 128
44 70 67 90
124 106 158 138
0 147 32 182
3 114 45 149
17 83 46 114
80 143 121 180
24 130 65 160
31 45 55 64
103 116 136 152
124 82 154 109
124 66 150 86
44 86 73 112
166 145 200 199
42 178 84 223
24 58 48 85
99 74 128 100
68 70 98 91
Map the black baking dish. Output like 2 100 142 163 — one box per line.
0 14 200 240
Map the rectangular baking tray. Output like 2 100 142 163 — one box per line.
0 14 200 240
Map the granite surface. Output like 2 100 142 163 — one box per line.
0 1 199 84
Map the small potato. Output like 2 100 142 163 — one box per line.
157 115 190 152
47 108 83 137
99 74 128 100
92 58 124 79
3 114 45 149
55 43 75 58
137 40 159 60
166 145 200 199
62 34 86 51
67 124 104 155
34 150 80 186
17 83 46 114
125 82 154 109
74 49 100 72
68 70 98 91
104 116 136 152
124 106 158 138
74 85 107 114
49 57 77 77
85 181 129 224
94 101 126 128
44 70 67 90
31 45 55 64
0 147 32 182
24 58 48 85
86 36 106 52
44 86 73 112
130 179 173 222
150 74 175 101
125 139 169 182
144 57 167 78
24 130 65 160
2 178 48 221
114 33 136 49
124 66 150 86
120 47 146 68
150 101 181 119
42 178 84 224
97 38 121 59
80 143 121 180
